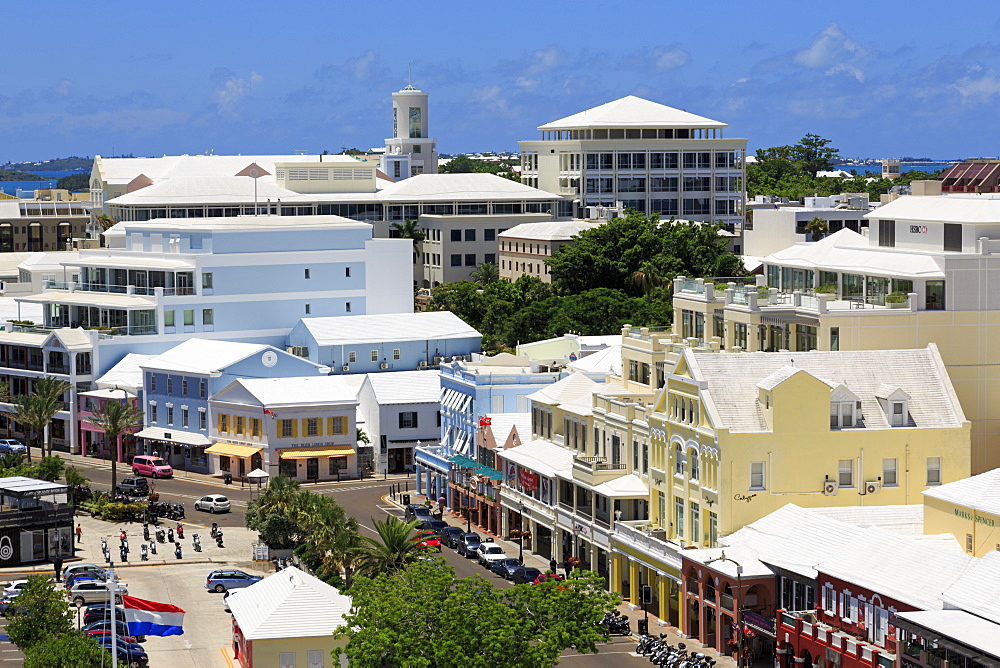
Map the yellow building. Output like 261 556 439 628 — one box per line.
610 342 970 624
922 468 1000 556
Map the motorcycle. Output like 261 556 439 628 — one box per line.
148 539 157 556
176 524 184 539
142 524 150 542
210 522 220 539
140 544 148 561
215 531 224 548
192 534 201 552
156 528 166 543
174 542 182 559
167 528 174 543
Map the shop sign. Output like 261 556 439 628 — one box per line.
518 468 539 491
953 507 997 527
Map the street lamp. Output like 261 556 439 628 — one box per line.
705 550 745 668
517 502 525 562
74 599 84 630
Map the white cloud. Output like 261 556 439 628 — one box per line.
794 23 867 81
652 47 689 72
516 77 539 92
347 50 382 81
54 80 74 97
951 71 1000 104
524 46 564 75
469 85 513 116
213 71 263 114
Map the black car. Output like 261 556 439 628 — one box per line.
488 557 522 579
418 519 448 532
512 567 542 585
438 526 465 548
403 504 433 522
97 636 149 667
456 533 482 558
83 604 126 626
83 619 145 642
115 477 150 497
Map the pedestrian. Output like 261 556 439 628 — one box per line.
563 559 572 579
549 559 557 574
438 495 446 507
75 524 82 543
52 556 63 580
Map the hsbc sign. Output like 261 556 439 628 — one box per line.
909 225 929 234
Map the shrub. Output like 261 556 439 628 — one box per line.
886 292 908 304
815 284 837 294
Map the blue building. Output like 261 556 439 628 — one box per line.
137 338 326 473
286 310 481 374
414 353 563 501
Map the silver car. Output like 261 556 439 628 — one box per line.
68 581 128 606
195 494 231 514
0 439 26 454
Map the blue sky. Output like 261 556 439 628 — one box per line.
4 0 1000 163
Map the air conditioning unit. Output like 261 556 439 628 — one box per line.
418 361 428 368
865 481 881 495
341 365 350 372
379 363 389 369
823 480 840 496
433 356 444 364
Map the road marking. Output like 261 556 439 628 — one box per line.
219 646 236 667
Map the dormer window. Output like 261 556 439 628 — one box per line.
875 384 910 427
891 401 906 426
830 401 856 428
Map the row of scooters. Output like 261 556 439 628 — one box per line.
637 636 718 668
99 523 225 563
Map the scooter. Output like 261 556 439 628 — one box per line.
119 546 128 563
176 524 184 539
167 528 174 543
100 537 108 553
156 528 166 543
148 538 157 555
140 544 148 561
142 524 150 542
174 542 182 559
215 531 224 548
119 529 127 544
192 534 201 552
210 523 220 539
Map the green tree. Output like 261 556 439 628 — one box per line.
64 465 89 505
11 395 49 463
804 216 829 241
339 560 620 668
30 377 72 457
355 515 422 577
95 214 117 231
23 634 108 668
83 397 143 492
34 455 65 482
790 133 840 177
6 575 75 650
470 261 499 286
295 493 362 588
55 173 90 191
246 475 304 548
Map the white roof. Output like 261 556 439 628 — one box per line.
49 328 94 351
17 291 156 309
107 176 299 206
223 376 359 408
499 220 600 241
227 566 352 641
134 427 211 446
363 371 441 405
377 173 558 202
299 311 480 346
497 438 573 478
143 339 274 375
592 474 648 498
486 413 531 447
95 353 158 392
13 252 69 272
764 228 945 278
0 252 38 278
922 468 1000 519
568 344 622 376
940 550 1000 625
0 296 42 323
80 388 136 400
527 372 599 406
538 96 727 130
684 345 965 432
805 505 925 535
96 154 327 186
895 610 1000 657
865 194 1000 225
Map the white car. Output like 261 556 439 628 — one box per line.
222 589 241 613
195 494 231 513
476 543 507 567
2 580 28 596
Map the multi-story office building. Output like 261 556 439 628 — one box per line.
671 188 1000 474
0 192 90 252
498 220 599 283
519 96 746 227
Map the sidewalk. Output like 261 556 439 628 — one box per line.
388 488 737 667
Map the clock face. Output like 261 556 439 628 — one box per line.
261 351 278 368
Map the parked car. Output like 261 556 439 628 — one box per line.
205 569 262 593
3 580 29 596
115 477 150 497
131 455 173 478
403 504 433 523
82 618 144 642
512 567 542 585
0 591 21 616
83 604 126 626
0 439 26 454
66 574 103 590
456 533 482 558
438 526 465 548
63 564 108 585
488 558 523 579
96 636 149 667
476 543 507 567
84 629 138 644
418 518 448 532
194 494 231 514
414 531 442 552
68 581 127 606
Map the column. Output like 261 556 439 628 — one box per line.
610 553 623 596
657 577 670 625
629 561 640 605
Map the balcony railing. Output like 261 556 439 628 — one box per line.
43 281 196 296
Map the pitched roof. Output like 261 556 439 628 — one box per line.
940 550 1000 624
106 176 298 206
222 376 360 408
499 220 600 241
567 345 622 376
485 412 531 446
864 193 1000 225
922 468 1000 517
96 353 158 391
377 173 558 202
894 610 1000 658
684 345 965 432
142 339 274 374
363 371 441 404
497 438 573 478
538 96 726 131
96 154 332 185
299 311 480 346
227 566 352 641
527 372 599 406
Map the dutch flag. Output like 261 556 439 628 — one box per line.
121 595 186 637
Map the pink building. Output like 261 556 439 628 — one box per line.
78 389 139 462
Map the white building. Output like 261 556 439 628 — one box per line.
381 85 438 180
519 96 746 227
498 220 600 283
744 194 872 258
358 370 442 475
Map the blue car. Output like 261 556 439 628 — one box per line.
488 557 523 579
205 569 262 593
96 636 149 667
0 440 26 455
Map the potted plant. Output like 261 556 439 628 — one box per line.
815 284 837 295
886 291 908 308
755 286 771 305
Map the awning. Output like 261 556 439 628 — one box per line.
475 466 503 481
205 443 262 458
279 445 355 459
135 427 211 447
449 454 478 468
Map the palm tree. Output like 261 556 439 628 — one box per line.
629 262 663 296
355 515 422 577
253 474 301 519
297 494 363 588
84 396 143 492
11 395 49 463
804 216 828 242
470 261 500 286
31 377 72 457
95 214 118 231
390 219 425 258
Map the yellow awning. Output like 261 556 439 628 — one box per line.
205 443 263 458
279 445 355 459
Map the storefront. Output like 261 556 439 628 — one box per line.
205 443 263 481
0 477 75 567
135 426 211 474
78 389 140 461
276 445 357 482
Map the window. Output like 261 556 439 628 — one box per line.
484 253 496 264
465 229 476 242
166 406 174 425
305 304 310 314
203 309 214 325
399 411 418 428
199 410 206 430
149 403 157 422
465 254 476 266
181 408 189 428
306 418 318 436
689 450 700 481
250 418 261 437
943 223 962 252
891 401 906 426
202 272 213 289
392 349 401 360
750 462 765 489
219 414 228 432
280 419 294 438
329 416 347 434
199 380 206 398
927 457 942 485
183 309 194 326
838 459 854 487
830 327 840 352
830 402 856 428
164 310 175 327
370 350 378 362
675 498 685 540
345 302 351 312
484 229 496 242
878 220 895 247
329 457 347 474
182 379 188 395
674 443 685 476
166 377 173 394
966 534 974 553
450 254 462 266
883 458 898 486
451 229 461 242
348 351 357 364
304 268 310 279
690 502 700 546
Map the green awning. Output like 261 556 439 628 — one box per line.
448 455 478 468
476 466 503 481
